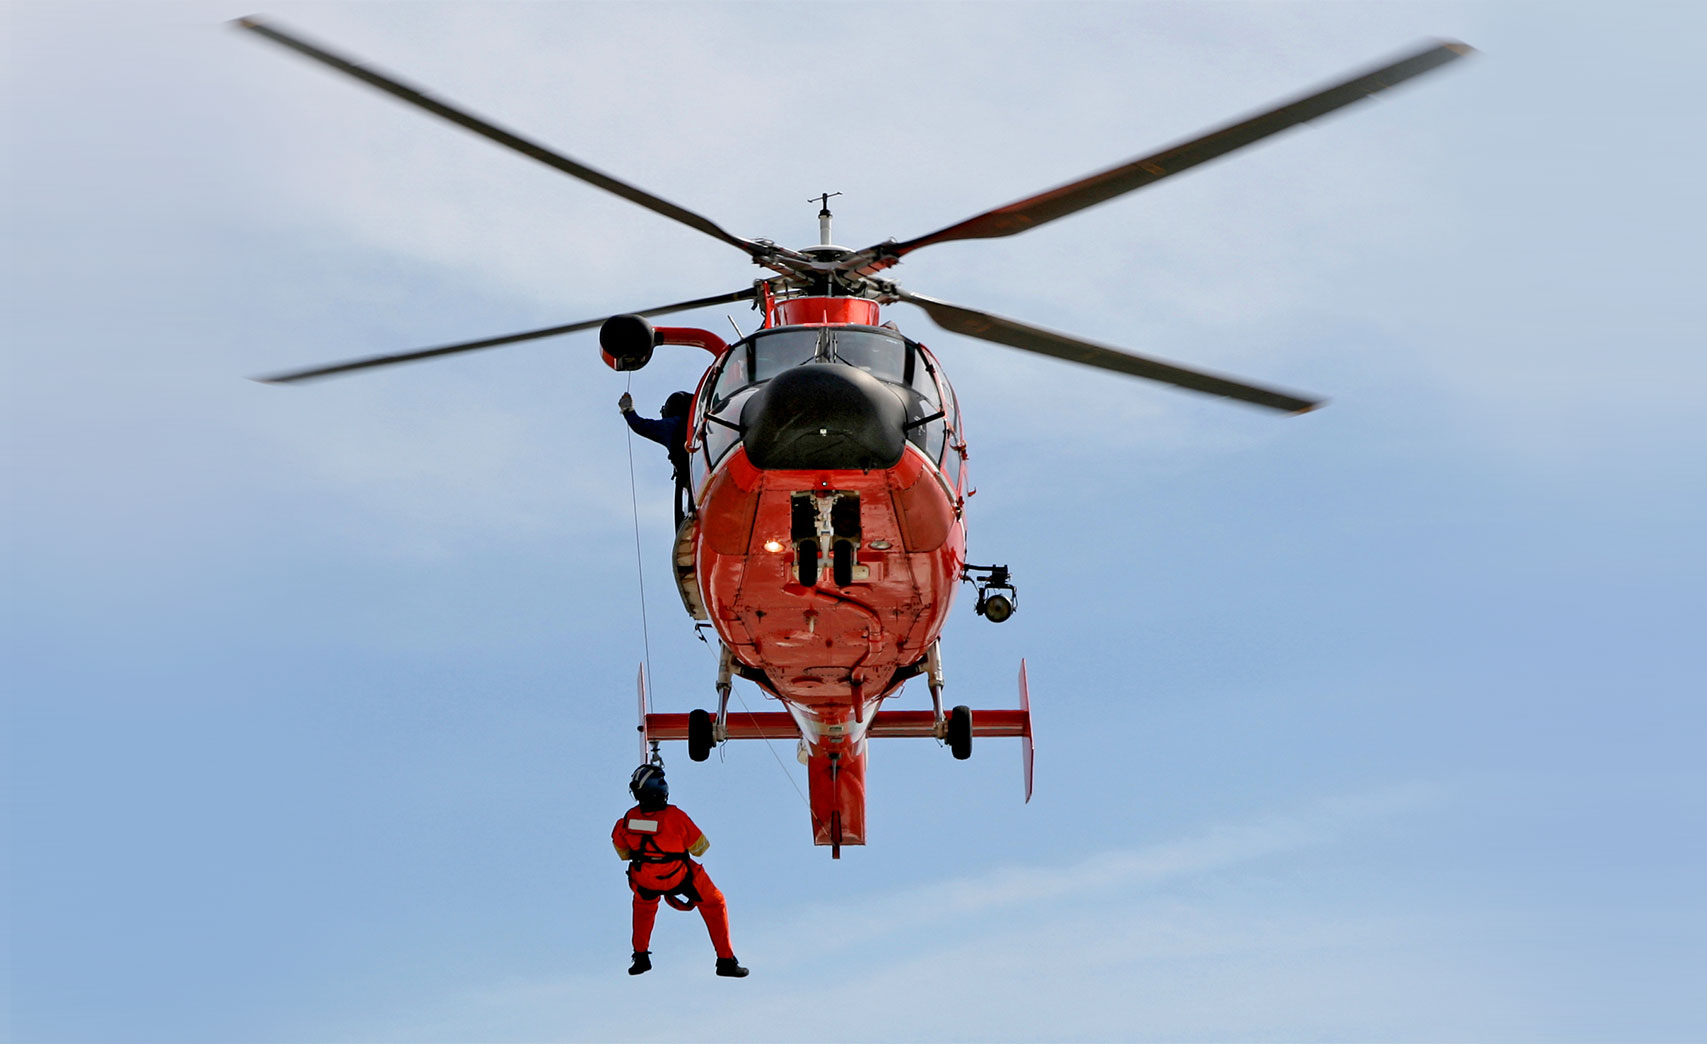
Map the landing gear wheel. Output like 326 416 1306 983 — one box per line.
688 708 714 762
947 705 973 761
797 539 819 586
832 539 855 587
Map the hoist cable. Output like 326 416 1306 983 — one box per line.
622 373 654 695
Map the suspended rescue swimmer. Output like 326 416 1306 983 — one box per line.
612 763 749 977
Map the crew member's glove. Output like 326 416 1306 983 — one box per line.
618 392 633 412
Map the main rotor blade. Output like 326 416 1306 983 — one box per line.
854 39 1472 273
253 287 756 384
895 289 1322 414
234 16 770 262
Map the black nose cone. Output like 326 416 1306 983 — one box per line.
740 363 907 470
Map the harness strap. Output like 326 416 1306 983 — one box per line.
626 832 701 909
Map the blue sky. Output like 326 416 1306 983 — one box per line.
5 2 1704 1041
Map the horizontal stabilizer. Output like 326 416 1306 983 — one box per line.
644 709 1029 741
647 711 796 741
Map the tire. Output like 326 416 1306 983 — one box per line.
832 539 855 587
797 539 819 586
688 708 714 762
831 494 860 538
947 705 973 761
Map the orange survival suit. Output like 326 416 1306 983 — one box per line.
612 764 743 975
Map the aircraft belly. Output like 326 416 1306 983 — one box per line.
694 449 965 709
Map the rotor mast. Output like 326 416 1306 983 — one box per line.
812 191 842 246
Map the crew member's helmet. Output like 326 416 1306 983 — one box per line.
630 763 669 809
660 391 692 419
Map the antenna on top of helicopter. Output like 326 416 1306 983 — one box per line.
811 192 842 246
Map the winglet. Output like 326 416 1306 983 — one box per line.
636 663 651 764
1019 658 1034 804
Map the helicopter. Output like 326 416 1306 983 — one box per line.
239 17 1471 856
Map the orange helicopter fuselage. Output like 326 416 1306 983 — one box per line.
669 296 970 848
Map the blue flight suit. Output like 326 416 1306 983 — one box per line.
623 409 690 527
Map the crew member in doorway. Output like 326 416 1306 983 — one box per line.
618 391 693 527
612 763 748 978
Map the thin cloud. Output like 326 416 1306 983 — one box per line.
357 782 1445 1042
752 780 1444 964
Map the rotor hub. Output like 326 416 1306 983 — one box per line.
800 245 852 262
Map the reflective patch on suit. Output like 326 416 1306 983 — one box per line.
627 819 659 832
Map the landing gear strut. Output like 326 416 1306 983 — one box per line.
924 640 970 759
925 639 946 735
689 646 736 762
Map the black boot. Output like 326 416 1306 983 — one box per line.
715 956 749 978
628 951 651 975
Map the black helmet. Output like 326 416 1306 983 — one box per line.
660 391 692 419
629 763 669 809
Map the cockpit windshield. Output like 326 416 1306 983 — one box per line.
694 324 957 481
751 330 819 382
744 327 909 384
829 329 906 383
